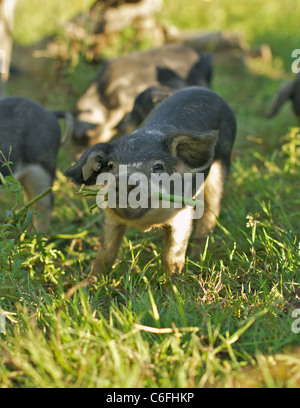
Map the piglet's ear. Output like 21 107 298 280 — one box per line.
156 66 184 89
81 151 104 181
64 144 109 186
163 130 219 171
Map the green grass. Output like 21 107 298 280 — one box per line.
13 0 95 45
1 0 300 388
160 0 300 71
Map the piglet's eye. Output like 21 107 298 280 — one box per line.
106 161 114 171
153 163 164 173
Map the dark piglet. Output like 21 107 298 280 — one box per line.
73 44 213 145
156 53 213 89
65 87 236 276
116 54 213 135
115 85 174 135
0 97 73 232
268 73 300 122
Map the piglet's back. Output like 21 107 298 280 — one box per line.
143 86 236 160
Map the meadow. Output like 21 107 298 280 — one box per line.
0 0 300 387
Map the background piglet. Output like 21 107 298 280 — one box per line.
115 54 213 135
73 44 213 145
268 72 300 123
0 97 73 232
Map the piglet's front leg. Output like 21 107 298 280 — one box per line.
92 215 126 276
163 207 194 275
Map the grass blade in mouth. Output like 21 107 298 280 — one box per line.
76 186 203 210
157 192 203 208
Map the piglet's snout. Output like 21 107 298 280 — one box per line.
116 174 141 193
115 173 149 209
